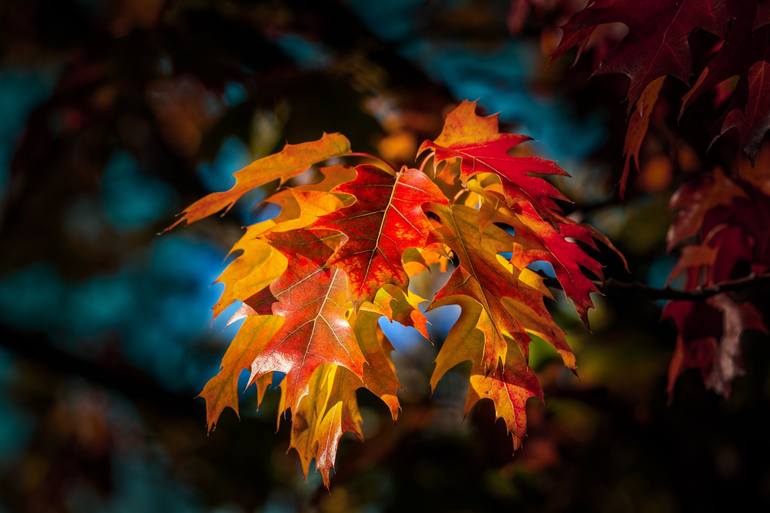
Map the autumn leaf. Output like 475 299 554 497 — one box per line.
622 76 665 195
420 100 570 214
679 3 770 157
494 198 604 322
665 163 770 397
199 311 283 431
428 203 575 370
720 60 770 157
371 283 430 340
261 164 357 233
679 2 761 113
554 0 726 106
664 295 766 397
313 164 448 299
283 364 363 488
248 231 365 411
429 293 542 450
211 222 287 318
555 0 770 174
402 246 452 277
465 347 542 451
421 102 602 320
667 168 745 250
165 132 351 230
430 294 503 392
283 306 405 485
211 166 357 319
171 100 621 484
353 304 402 419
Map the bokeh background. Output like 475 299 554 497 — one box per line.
1 1 770 512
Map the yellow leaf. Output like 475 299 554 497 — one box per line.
286 364 363 487
213 222 287 317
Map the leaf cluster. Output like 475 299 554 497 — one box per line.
169 101 613 485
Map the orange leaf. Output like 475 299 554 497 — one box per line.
166 132 350 230
199 312 283 431
622 76 664 196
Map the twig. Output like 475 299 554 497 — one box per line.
600 272 770 301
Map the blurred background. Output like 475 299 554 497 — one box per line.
1 1 770 512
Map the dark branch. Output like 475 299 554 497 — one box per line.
600 272 770 301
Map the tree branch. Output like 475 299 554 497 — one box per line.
600 272 770 301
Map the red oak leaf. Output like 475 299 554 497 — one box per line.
313 164 448 299
500 199 605 322
666 163 770 397
419 100 570 214
248 231 365 411
621 76 665 195
554 0 727 106
664 294 766 397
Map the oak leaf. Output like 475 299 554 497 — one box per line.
353 304 402 419
555 0 770 184
313 164 448 299
420 100 570 214
665 164 769 397
248 231 365 411
166 132 350 230
554 0 726 106
465 348 543 451
212 222 287 318
428 203 575 370
199 311 283 430
282 364 363 488
428 292 543 450
169 101 619 484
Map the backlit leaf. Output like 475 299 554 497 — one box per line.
313 165 448 299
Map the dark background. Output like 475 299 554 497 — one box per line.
1 1 769 512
